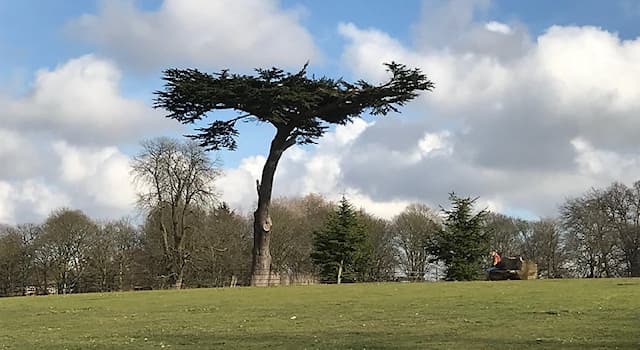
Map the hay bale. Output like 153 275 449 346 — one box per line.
518 261 538 280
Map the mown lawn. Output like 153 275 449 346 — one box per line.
0 278 638 349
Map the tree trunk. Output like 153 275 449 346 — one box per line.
175 269 184 289
251 128 294 286
118 260 124 291
337 260 344 284
174 253 186 289
42 268 48 295
251 214 272 286
101 267 108 292
630 252 640 277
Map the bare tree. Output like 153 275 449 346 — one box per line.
41 209 97 294
189 204 252 287
85 219 139 291
392 204 441 281
269 195 333 282
358 211 396 282
484 212 526 256
132 137 219 289
562 191 620 278
601 182 640 276
526 219 568 278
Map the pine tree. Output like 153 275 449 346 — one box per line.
311 197 365 284
429 193 489 281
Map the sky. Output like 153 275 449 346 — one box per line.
2 0 640 224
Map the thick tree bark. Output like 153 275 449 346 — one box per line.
251 128 295 286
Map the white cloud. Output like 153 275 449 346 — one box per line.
68 0 320 71
486 21 512 35
410 131 453 163
344 190 412 219
216 156 266 210
332 6 640 217
0 182 13 224
571 138 640 179
0 140 136 225
6 0 640 224
0 128 40 178
338 23 415 84
3 55 174 145
536 26 640 115
53 141 136 210
217 120 415 219
0 180 71 225
0 56 171 224
18 180 72 219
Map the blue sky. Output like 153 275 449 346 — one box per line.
3 1 639 76
1 0 640 223
1 0 635 91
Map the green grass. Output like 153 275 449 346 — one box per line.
1 279 639 349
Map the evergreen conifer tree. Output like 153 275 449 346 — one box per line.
429 193 488 280
311 197 365 283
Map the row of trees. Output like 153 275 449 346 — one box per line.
2 173 638 296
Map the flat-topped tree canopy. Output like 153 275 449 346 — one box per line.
154 62 434 286
154 62 434 151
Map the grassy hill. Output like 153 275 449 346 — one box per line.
0 279 638 349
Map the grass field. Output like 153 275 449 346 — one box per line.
0 279 639 349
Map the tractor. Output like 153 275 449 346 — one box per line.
487 256 537 280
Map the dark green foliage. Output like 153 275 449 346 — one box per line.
351 222 374 282
429 193 489 281
311 197 366 283
154 62 434 151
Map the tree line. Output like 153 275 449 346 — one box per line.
1 139 638 296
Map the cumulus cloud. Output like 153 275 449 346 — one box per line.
0 138 141 224
0 141 137 224
53 141 137 210
2 55 174 145
332 1 640 217
412 0 531 61
7 0 640 224
216 120 417 219
0 179 71 225
215 156 266 210
0 128 40 179
68 0 320 71
0 55 170 224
